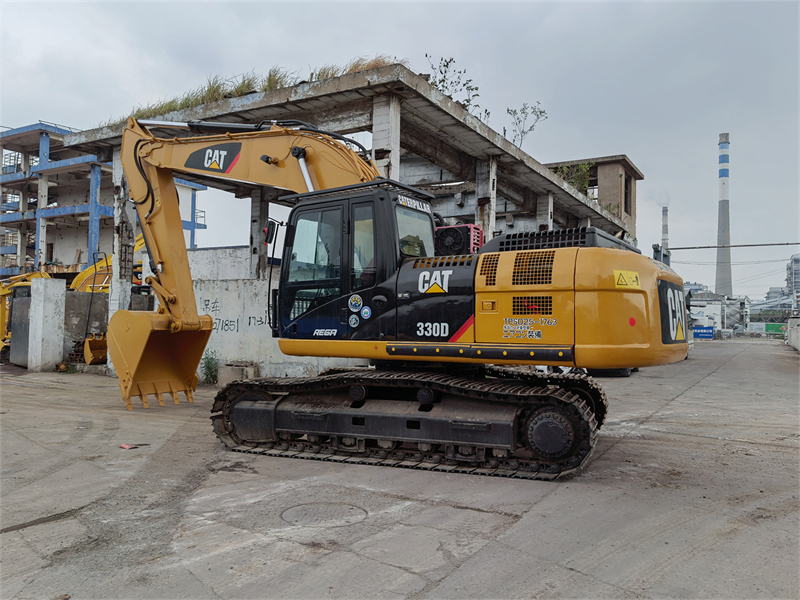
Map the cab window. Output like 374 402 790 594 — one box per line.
288 208 341 282
352 204 376 290
396 205 434 258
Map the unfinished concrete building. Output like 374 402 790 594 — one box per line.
46 63 643 377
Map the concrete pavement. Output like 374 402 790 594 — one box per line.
1 340 798 599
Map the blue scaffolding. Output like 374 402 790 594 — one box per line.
0 123 206 276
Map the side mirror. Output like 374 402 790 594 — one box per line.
264 221 277 245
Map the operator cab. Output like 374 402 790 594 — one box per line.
277 180 448 342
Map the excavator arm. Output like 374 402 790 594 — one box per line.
109 118 380 408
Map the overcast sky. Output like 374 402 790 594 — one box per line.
2 1 797 298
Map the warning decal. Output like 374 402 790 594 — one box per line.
614 270 641 289
657 279 688 345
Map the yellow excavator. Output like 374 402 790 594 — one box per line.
69 235 146 293
108 117 688 479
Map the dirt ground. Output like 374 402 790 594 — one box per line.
1 340 798 600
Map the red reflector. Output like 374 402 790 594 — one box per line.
629 318 636 326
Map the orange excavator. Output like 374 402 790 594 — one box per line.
108 117 688 479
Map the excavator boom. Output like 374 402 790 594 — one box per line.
109 118 380 408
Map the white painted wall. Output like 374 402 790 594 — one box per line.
187 246 251 280
48 223 114 265
194 275 366 379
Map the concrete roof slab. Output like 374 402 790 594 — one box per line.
65 64 627 233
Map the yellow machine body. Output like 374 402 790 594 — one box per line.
474 246 686 368
279 247 686 369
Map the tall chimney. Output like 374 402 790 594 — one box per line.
715 133 733 296
661 206 669 252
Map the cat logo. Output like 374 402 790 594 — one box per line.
184 142 242 174
418 270 453 294
657 280 687 344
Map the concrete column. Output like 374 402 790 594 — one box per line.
15 223 26 270
250 187 276 279
28 277 65 372
108 148 136 375
39 132 50 164
475 158 497 237
536 193 554 230
34 173 49 268
37 173 48 206
190 189 197 249
88 163 102 263
372 94 401 179
35 216 46 269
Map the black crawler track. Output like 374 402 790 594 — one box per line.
211 368 601 481
483 366 609 429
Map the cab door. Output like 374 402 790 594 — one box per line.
280 202 347 339
346 199 396 340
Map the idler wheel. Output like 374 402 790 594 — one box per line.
526 408 576 459
416 388 438 403
349 385 367 402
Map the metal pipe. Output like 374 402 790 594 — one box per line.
137 120 191 129
297 157 314 192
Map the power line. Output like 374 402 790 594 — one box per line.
730 268 786 285
672 259 788 265
670 242 799 250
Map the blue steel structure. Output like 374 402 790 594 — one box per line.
0 123 206 276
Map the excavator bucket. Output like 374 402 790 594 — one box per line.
107 310 212 410
83 333 108 365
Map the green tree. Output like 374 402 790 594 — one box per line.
552 162 594 196
506 102 547 148
425 54 484 118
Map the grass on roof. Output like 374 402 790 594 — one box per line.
103 55 408 126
